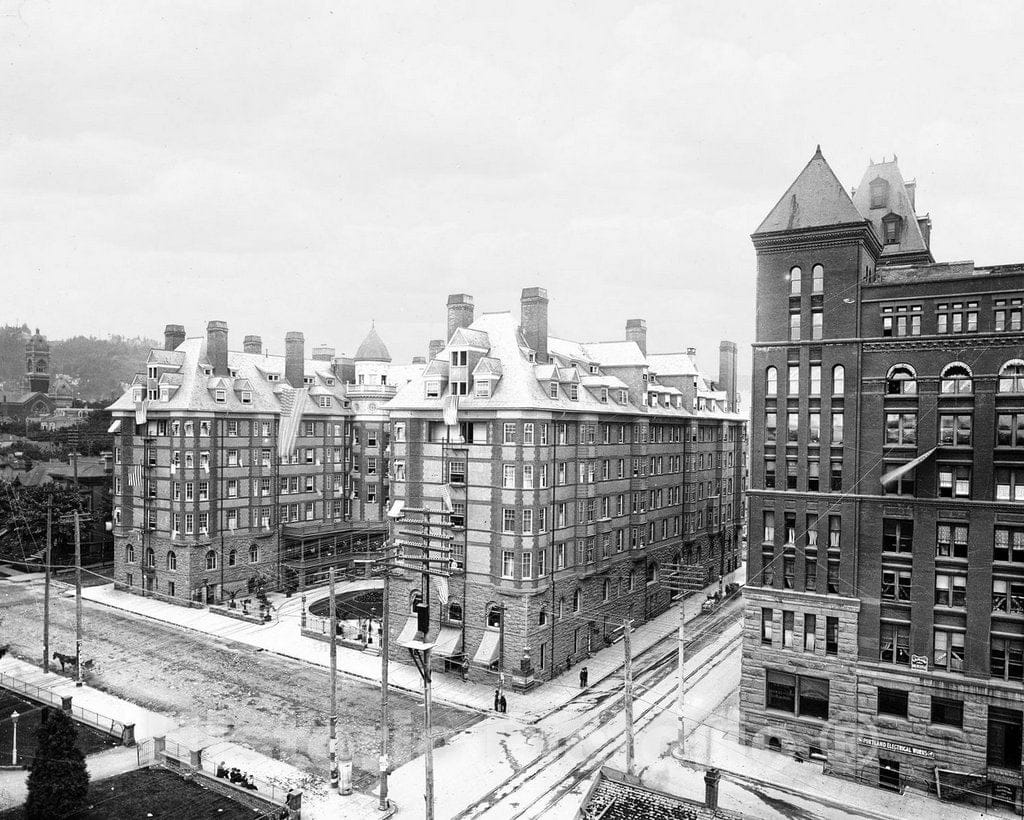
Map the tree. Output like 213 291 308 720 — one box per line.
0 484 80 564
25 708 90 819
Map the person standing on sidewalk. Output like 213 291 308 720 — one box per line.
579 666 589 687
499 694 507 714
494 689 501 711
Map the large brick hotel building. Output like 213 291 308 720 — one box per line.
741 147 1024 811
385 289 747 686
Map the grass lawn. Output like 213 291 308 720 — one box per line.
0 766 279 819
0 693 118 767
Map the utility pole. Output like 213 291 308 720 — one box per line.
43 494 51 673
623 616 635 777
378 506 404 812
663 568 687 757
328 566 339 790
74 510 83 687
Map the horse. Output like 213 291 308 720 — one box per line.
52 651 77 672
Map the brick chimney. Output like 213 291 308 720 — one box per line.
428 339 445 360
718 340 737 412
243 335 262 354
446 294 474 341
313 345 335 362
206 321 229 376
520 287 549 363
164 324 185 351
626 319 647 356
332 356 355 384
285 331 305 388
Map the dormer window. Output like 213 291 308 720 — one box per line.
600 388 608 403
229 369 238 378
527 351 536 363
870 177 890 209
318 396 332 408
619 390 628 404
240 391 252 404
590 364 599 374
303 376 314 385
147 366 158 379
451 350 468 367
267 373 279 382
425 381 441 399
160 386 171 402
549 381 559 399
569 384 578 401
214 390 227 403
203 368 213 376
325 378 335 386
475 380 491 398
133 386 143 402
882 213 903 245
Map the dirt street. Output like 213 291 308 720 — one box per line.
0 580 477 789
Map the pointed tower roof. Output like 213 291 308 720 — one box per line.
755 146 866 234
354 324 391 363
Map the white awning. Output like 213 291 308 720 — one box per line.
397 615 421 648
880 447 937 487
107 419 122 434
472 629 500 667
432 626 463 659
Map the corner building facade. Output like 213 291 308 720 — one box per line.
386 289 746 689
107 323 402 604
741 148 1024 812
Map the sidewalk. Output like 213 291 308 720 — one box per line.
79 567 745 720
0 655 177 741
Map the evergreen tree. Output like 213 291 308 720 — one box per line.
24 708 90 819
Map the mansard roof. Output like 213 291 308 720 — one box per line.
851 158 932 262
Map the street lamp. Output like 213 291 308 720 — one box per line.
10 710 19 766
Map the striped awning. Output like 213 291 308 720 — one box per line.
880 447 937 487
432 627 463 659
472 629 500 667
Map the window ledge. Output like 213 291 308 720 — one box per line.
925 724 964 740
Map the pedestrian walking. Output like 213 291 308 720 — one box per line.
494 688 501 711
499 694 507 714
579 666 589 687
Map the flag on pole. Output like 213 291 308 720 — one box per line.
442 394 459 427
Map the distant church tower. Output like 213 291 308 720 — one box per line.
25 328 50 394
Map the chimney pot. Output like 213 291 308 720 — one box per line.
446 294 474 341
718 340 737 413
243 335 262 355
285 331 305 388
625 318 647 356
313 345 335 362
520 287 549 364
704 768 721 811
206 320 229 376
164 324 186 351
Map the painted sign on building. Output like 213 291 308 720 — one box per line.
859 736 935 759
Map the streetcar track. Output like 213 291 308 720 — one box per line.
454 603 742 820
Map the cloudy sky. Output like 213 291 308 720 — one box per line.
3 1 1023 380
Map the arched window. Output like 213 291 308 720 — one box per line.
940 363 973 395
789 266 802 296
166 551 176 571
145 547 155 568
205 550 217 570
447 601 463 623
228 550 236 567
812 264 824 293
886 364 917 395
602 579 611 602
647 562 659 584
999 360 1024 393
125 543 135 563
409 590 422 614
765 366 778 395
573 589 582 612
487 604 502 628
832 365 845 395
249 544 259 564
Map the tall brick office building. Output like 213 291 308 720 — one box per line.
107 322 407 604
385 289 747 687
741 148 1024 811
